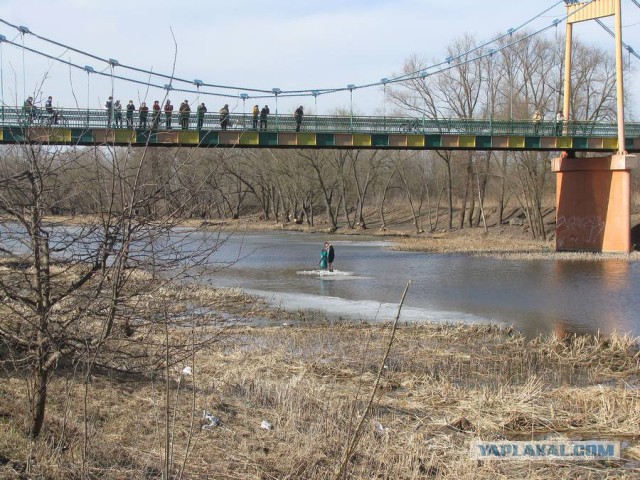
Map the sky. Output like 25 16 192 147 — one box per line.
1 0 639 118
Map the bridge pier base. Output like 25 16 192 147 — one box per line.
551 153 637 253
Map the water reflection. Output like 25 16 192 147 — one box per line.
549 260 635 336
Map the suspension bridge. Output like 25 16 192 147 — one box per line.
0 0 638 254
0 106 638 152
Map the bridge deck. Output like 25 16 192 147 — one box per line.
1 107 638 151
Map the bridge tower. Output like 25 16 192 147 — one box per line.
552 0 638 252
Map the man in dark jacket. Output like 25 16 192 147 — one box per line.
197 103 207 130
219 104 230 130
327 242 335 272
105 96 113 127
260 105 270 131
179 100 191 130
294 106 303 132
126 100 135 128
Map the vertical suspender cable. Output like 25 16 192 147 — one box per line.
614 0 625 153
21 32 26 107
1 41 4 120
86 71 90 127
110 64 115 129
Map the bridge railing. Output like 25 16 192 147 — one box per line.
0 106 637 138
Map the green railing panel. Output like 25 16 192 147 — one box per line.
316 133 335 146
372 134 388 147
626 138 634 150
135 130 156 144
71 128 94 143
199 130 219 145
5 127 26 142
476 136 492 148
259 132 278 146
425 135 441 148
525 137 541 149
572 137 589 150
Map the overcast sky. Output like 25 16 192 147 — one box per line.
1 0 639 117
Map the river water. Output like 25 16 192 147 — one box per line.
2 223 637 337
204 232 639 338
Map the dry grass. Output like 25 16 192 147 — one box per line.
390 228 552 254
389 227 639 261
1 320 638 479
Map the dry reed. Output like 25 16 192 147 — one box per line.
2 318 638 479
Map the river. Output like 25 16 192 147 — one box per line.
203 231 640 338
2 224 638 337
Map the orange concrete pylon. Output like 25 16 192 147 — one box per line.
552 153 637 252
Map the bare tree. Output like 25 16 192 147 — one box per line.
296 150 340 231
0 132 227 440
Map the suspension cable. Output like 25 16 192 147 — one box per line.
0 1 578 97
596 18 640 59
0 0 632 100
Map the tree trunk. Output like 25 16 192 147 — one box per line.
379 172 394 230
445 159 453 230
497 153 508 225
29 363 49 439
459 158 472 230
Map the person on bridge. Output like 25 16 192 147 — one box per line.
114 100 123 128
260 105 269 131
139 102 148 129
45 96 59 125
126 100 135 129
23 96 34 123
555 110 564 136
197 102 207 130
219 104 230 130
105 96 113 128
152 100 161 129
164 100 174 129
179 100 191 130
533 109 542 135
294 106 304 132
45 96 53 116
252 104 259 130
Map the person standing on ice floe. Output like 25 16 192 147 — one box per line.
326 242 335 272
319 244 328 270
